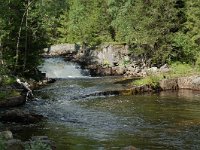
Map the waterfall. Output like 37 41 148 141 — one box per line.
38 57 89 78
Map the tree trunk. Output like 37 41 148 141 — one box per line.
23 0 30 71
15 0 35 71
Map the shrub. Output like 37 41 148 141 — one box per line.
169 62 198 77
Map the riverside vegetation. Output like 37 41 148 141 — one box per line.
133 62 200 87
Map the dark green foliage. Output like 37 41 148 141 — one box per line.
0 0 200 75
56 0 199 65
58 0 112 46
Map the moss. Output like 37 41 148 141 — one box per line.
0 90 20 101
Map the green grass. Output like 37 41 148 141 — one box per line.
168 62 198 78
132 62 200 87
133 73 163 87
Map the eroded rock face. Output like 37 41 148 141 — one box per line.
178 76 200 90
0 96 26 108
159 76 200 91
0 109 45 124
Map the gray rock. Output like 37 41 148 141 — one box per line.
159 78 178 90
159 64 170 73
160 64 168 70
178 76 200 90
43 44 77 56
112 66 125 75
0 131 13 140
147 67 158 73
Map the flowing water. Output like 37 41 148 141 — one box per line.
9 58 200 149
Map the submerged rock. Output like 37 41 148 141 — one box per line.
0 109 45 124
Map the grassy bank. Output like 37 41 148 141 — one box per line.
133 62 200 87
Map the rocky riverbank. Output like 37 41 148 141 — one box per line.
0 78 55 150
43 43 169 77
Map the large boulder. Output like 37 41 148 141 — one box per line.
178 76 200 90
0 96 26 108
159 78 178 90
0 109 45 124
0 131 13 140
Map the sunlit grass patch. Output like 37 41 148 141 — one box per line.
132 62 200 87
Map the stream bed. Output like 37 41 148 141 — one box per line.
4 58 200 150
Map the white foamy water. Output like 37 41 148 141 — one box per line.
38 57 89 78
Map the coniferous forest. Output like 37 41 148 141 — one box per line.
0 0 200 77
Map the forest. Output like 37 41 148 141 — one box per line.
0 0 200 77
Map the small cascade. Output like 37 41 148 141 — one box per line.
38 57 89 78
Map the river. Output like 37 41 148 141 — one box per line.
10 58 200 149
